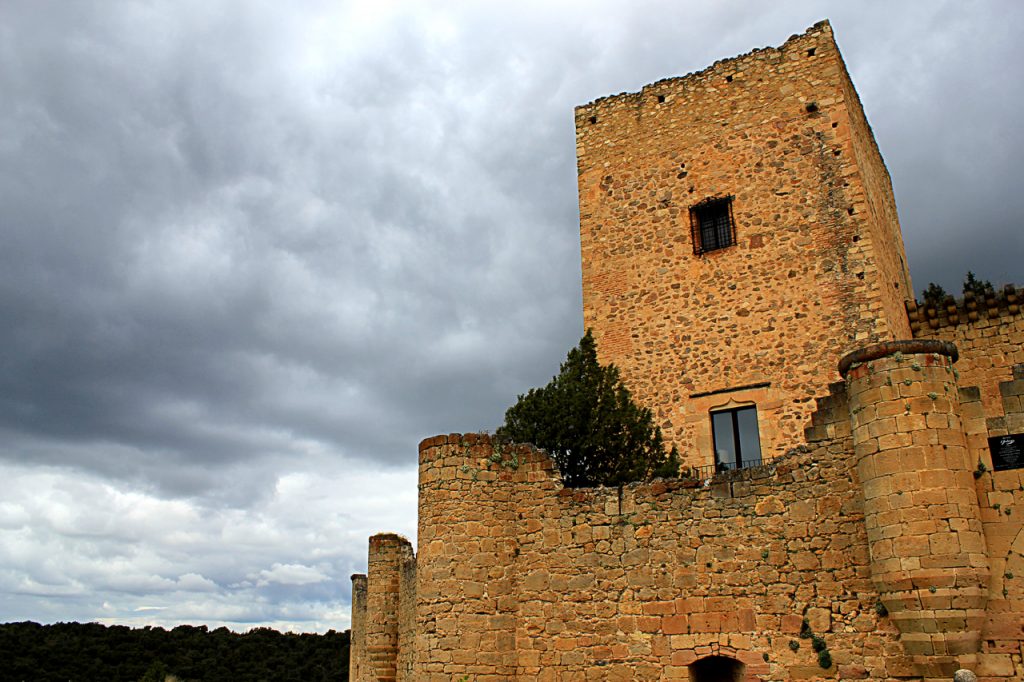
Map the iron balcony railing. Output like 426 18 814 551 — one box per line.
685 457 772 481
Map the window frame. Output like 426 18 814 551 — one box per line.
689 195 737 256
710 404 762 472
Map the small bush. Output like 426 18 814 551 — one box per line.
799 618 812 639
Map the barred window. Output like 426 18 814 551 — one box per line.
690 196 736 255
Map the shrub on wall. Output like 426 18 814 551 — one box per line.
496 329 679 487
962 271 995 299
921 282 947 309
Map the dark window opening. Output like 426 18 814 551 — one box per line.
657 94 665 103
589 115 597 124
711 405 762 472
689 196 736 255
725 74 733 82
690 655 745 682
807 47 816 56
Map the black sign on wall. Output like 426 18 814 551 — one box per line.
989 433 1024 472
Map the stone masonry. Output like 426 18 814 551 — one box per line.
576 20 911 469
350 21 1024 681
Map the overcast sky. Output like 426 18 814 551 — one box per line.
1 0 1021 634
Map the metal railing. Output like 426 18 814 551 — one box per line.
685 458 772 481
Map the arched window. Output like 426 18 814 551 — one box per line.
689 654 745 682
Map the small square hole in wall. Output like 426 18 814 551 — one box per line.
807 47 816 57
726 75 733 83
657 94 665 103
589 115 597 124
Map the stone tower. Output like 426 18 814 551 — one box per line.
575 20 913 470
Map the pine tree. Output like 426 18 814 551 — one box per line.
497 330 679 487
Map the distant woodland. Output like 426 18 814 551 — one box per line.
0 621 349 682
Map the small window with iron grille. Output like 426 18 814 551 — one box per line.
689 196 736 255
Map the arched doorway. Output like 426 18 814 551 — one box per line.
689 655 745 682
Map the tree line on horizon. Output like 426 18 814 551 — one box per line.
0 621 349 682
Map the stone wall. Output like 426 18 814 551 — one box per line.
973 366 1024 678
353 352 1024 680
575 21 911 469
411 431 889 680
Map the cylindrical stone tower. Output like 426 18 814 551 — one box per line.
841 340 989 678
365 533 414 682
416 433 535 680
349 573 367 681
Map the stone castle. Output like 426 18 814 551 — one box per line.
349 21 1024 681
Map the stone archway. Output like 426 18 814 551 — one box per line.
689 655 745 682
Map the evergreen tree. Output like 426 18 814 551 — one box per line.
497 330 679 487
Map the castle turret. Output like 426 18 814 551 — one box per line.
841 340 990 678
349 574 367 681
363 533 414 682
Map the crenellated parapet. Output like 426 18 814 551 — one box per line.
906 286 1021 335
907 286 1024 417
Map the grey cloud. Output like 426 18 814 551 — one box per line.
0 0 1020 632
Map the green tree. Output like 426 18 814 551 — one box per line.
497 329 679 487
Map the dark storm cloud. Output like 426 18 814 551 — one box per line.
0 1 583 495
0 0 1020 631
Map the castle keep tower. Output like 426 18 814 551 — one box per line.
576 21 912 469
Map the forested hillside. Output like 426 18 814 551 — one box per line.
0 621 349 681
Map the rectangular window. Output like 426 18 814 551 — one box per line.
711 405 762 471
690 196 736 255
